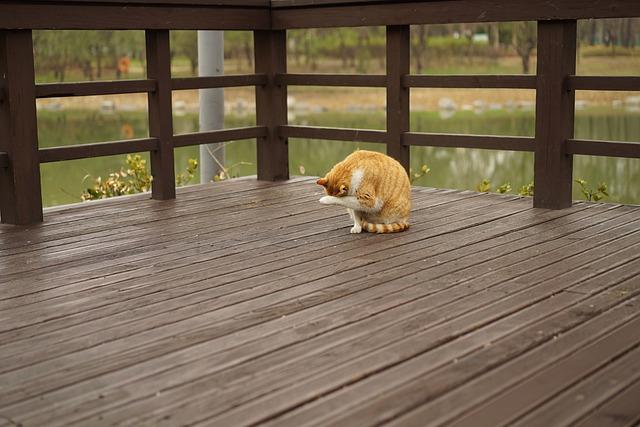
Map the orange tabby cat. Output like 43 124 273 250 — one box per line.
316 150 411 233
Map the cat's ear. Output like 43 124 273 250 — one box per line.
316 177 328 187
339 184 348 195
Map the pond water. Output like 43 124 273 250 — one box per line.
37 107 640 207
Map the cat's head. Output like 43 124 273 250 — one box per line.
316 175 349 197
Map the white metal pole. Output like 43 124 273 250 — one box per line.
197 30 224 183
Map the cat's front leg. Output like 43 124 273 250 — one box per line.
349 209 363 234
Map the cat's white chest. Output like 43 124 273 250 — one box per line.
349 168 365 195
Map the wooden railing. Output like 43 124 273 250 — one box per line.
1 0 639 225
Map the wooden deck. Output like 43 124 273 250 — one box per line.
1 178 640 427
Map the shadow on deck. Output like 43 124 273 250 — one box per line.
1 178 639 426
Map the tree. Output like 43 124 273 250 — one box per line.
513 21 537 74
171 31 198 75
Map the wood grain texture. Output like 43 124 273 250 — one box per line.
567 139 640 159
39 138 159 163
2 181 636 426
386 25 410 172
0 152 7 169
404 74 536 89
254 30 289 181
0 3 270 30
35 79 156 98
171 74 267 90
567 76 640 92
279 125 387 143
276 73 387 87
146 30 176 200
404 132 535 152
0 30 43 225
271 0 640 29
534 20 577 209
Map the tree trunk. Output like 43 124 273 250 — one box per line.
521 54 530 74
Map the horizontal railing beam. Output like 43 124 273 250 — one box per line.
173 126 267 148
0 152 8 169
404 75 536 89
171 74 267 90
403 132 535 152
567 76 640 92
39 138 159 163
272 0 640 29
36 79 156 98
567 139 640 159
279 125 387 144
0 3 270 30
276 73 387 87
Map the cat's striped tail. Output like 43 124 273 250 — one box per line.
361 221 409 233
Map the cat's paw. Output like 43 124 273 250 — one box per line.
350 224 362 234
319 196 334 205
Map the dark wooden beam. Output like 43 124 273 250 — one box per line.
567 139 640 159
404 74 536 89
534 20 577 209
386 25 410 173
403 132 535 152
272 0 640 29
0 30 43 225
0 3 270 30
276 73 387 87
0 151 8 169
171 74 267 90
567 76 640 92
254 30 289 181
146 30 176 200
36 79 155 98
39 138 159 163
173 126 268 147
279 125 387 143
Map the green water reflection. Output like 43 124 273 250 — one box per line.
38 108 640 207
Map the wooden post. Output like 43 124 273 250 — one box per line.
386 25 410 174
146 30 176 200
254 30 289 181
0 30 43 224
534 20 577 209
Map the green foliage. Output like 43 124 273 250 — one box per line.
409 164 431 184
518 182 535 197
212 162 253 182
575 179 609 202
476 179 492 193
497 183 512 194
81 154 198 201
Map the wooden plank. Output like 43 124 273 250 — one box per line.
39 138 159 163
35 79 155 98
567 139 640 159
0 3 271 30
404 132 535 152
173 126 267 147
534 20 577 209
145 30 176 200
0 30 43 225
447 314 640 427
0 152 7 169
271 0 640 29
386 25 410 172
254 30 289 181
568 75 640 92
275 73 387 87
31 0 269 5
279 125 387 143
510 346 640 427
571 379 640 427
404 74 536 89
171 74 267 90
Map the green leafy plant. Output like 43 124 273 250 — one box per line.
410 164 430 184
81 154 198 201
518 182 534 197
497 183 512 194
575 179 609 202
476 179 492 192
